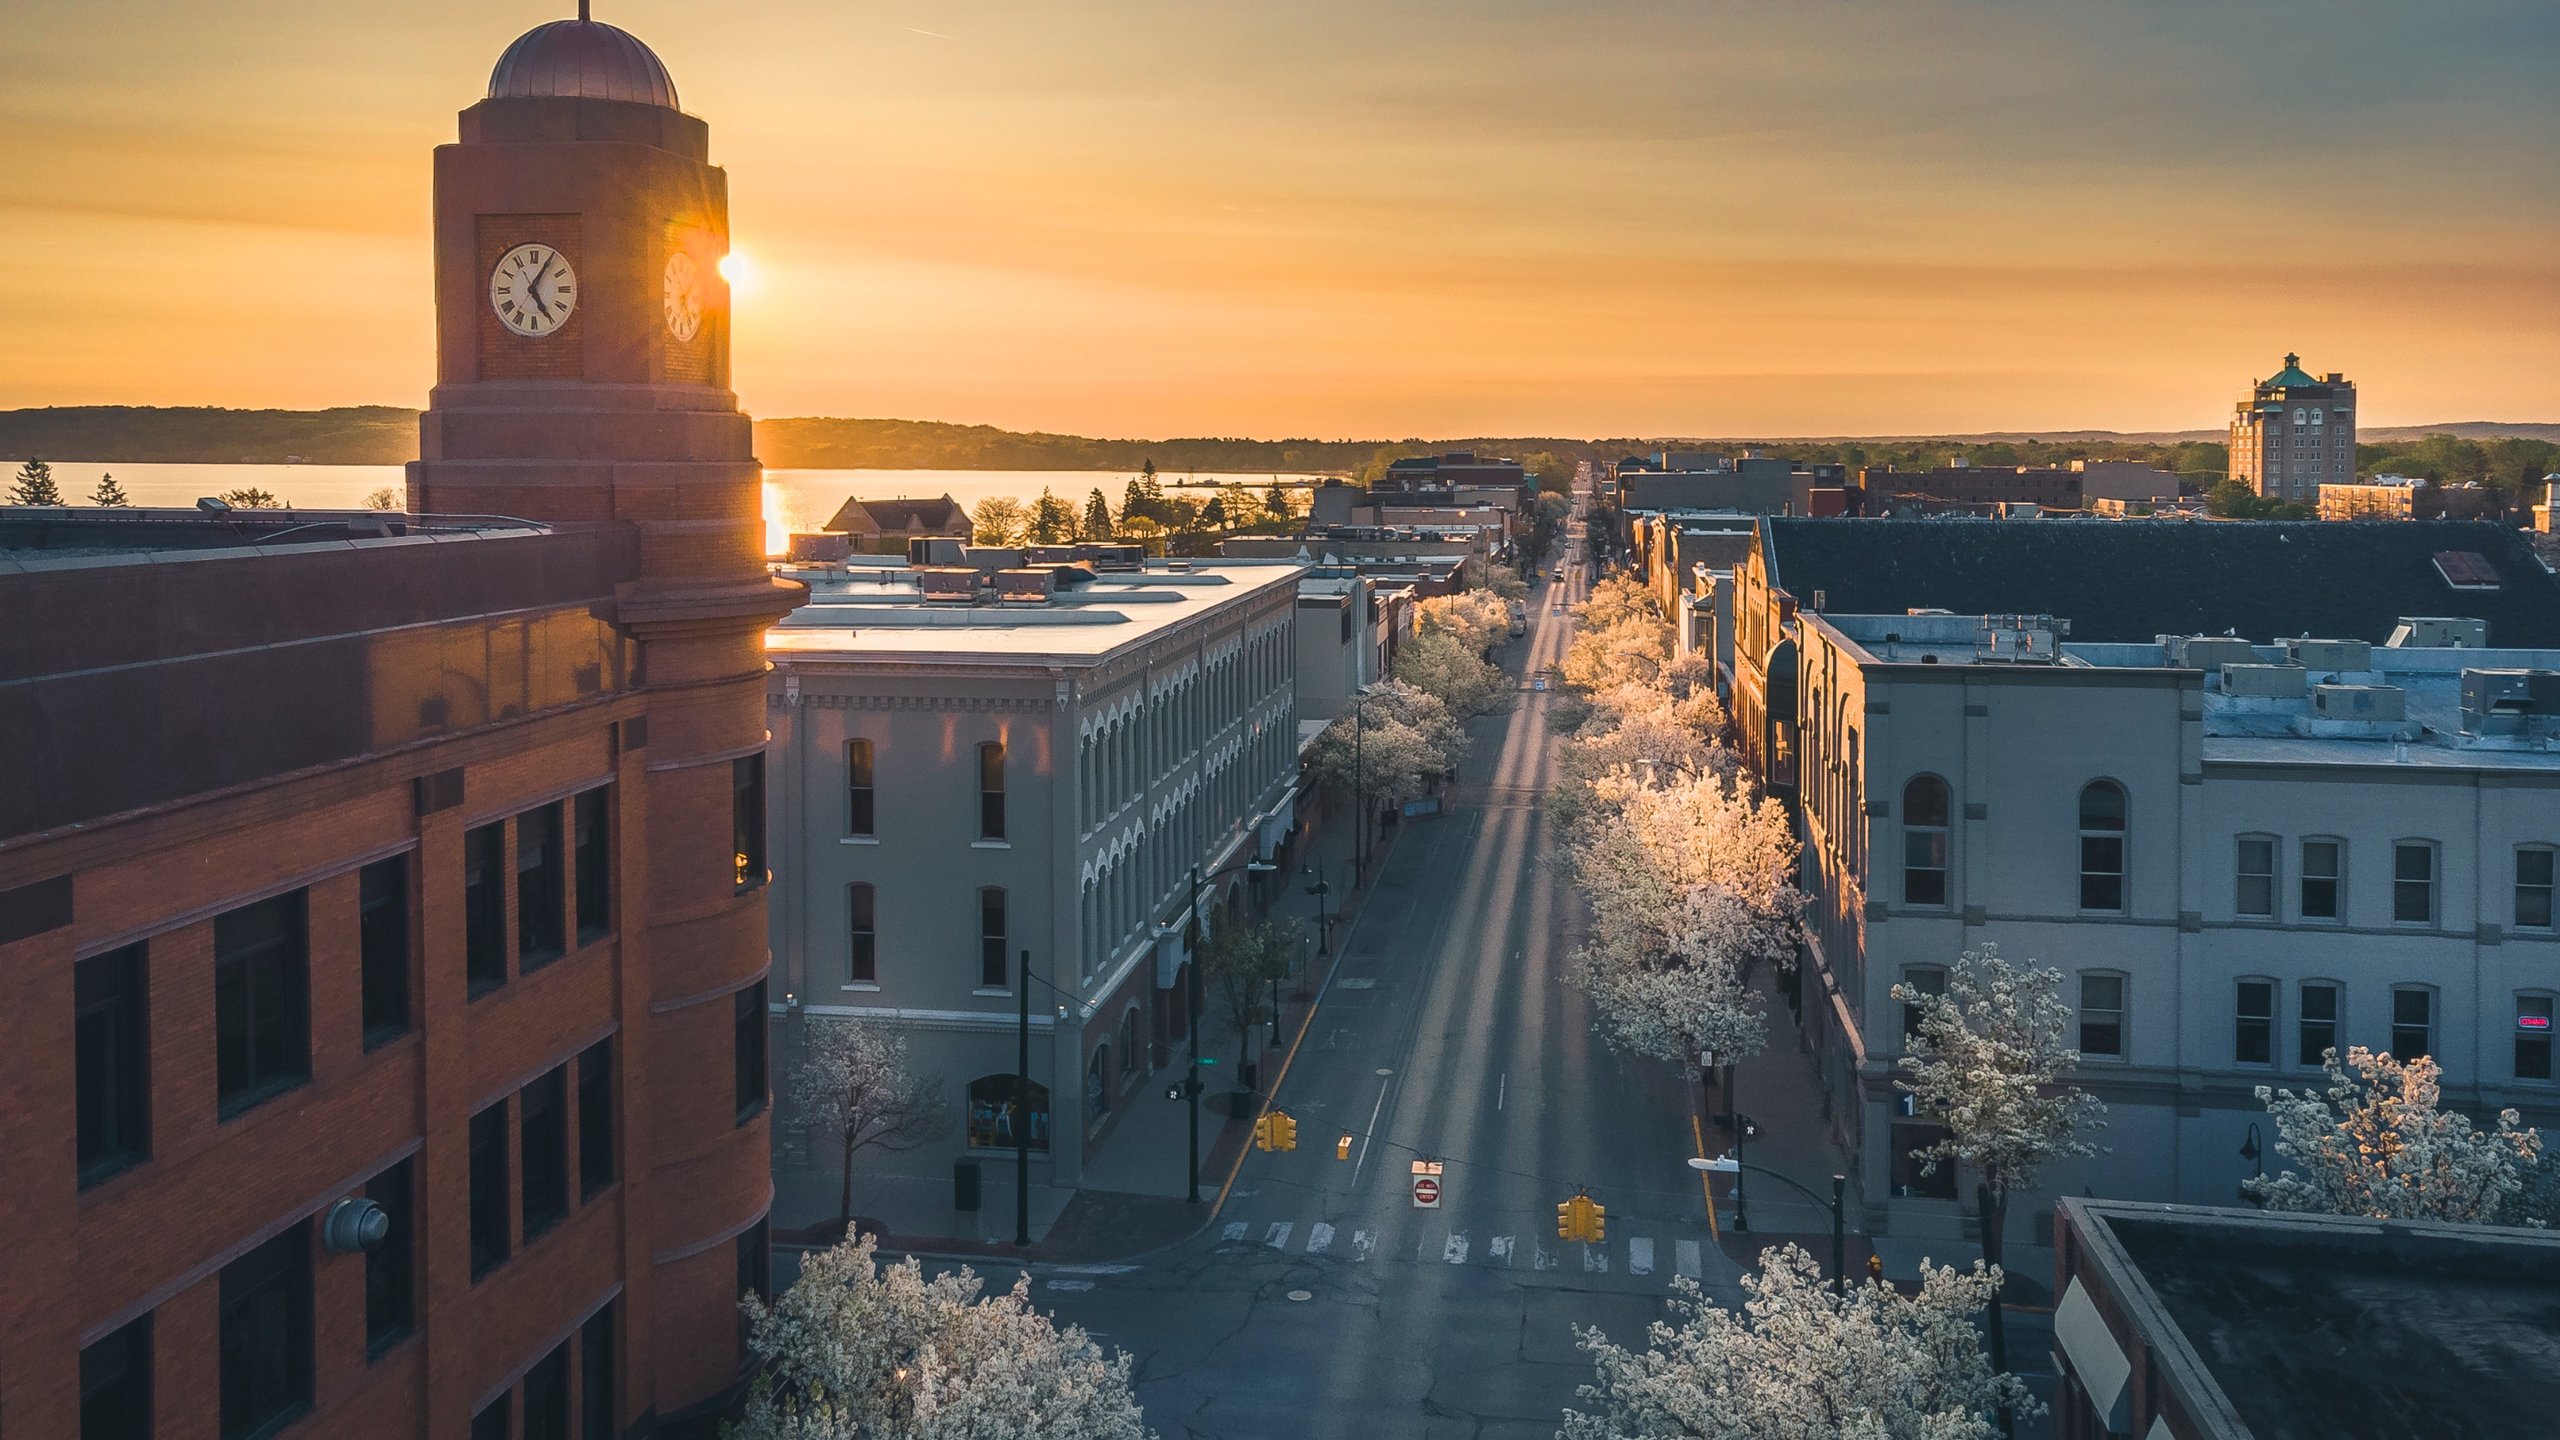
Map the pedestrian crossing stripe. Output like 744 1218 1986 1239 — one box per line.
1263 1222 1293 1250
1211 1217 1706 1287
1305 1222 1335 1255
1676 1239 1703 1279
1442 1232 1468 1264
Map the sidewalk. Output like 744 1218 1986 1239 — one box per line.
775 783 1403 1265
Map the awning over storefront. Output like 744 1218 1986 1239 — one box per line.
2054 1277 2132 1435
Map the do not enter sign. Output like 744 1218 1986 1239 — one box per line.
1411 1159 1444 1209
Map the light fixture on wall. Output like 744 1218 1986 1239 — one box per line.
322 1197 390 1254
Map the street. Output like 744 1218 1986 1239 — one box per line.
1007 566 1751 1439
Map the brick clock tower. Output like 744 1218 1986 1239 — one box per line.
409 11 803 1428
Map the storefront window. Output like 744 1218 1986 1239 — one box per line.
965 1075 1049 1152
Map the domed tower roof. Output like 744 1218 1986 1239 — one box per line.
488 10 679 110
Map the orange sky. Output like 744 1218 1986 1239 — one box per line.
2 1 2554 437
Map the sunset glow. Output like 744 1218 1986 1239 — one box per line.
0 1 2551 436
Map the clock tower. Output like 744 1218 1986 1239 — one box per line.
409 13 802 1426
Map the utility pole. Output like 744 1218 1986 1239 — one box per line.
1186 863 1203 1204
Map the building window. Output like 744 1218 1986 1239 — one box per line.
1899 965 1946 1044
578 1039 614 1199
2301 839 2342 921
358 856 411 1046
979 741 1007 839
517 803 566 970
80 1313 152 1440
2391 987 2434 1061
2235 836 2276 919
524 1341 570 1440
573 787 612 945
2235 980 2274 1065
2393 842 2436 925
980 888 1008 989
465 822 508 996
2517 847 2554 931
2298 982 2340 1066
2518 995 2555 1081
522 1065 569 1241
364 1156 415 1356
737 1217 771 1351
2078 973 2125 1058
580 1302 616 1440
2077 781 2126 912
965 1074 1051 1151
847 884 877 984
215 892 310 1118
1901 775 1950 907
735 979 768 1123
472 1395 509 1440
469 1100 509 1279
734 753 768 893
76 942 149 1187
218 1222 312 1440
847 739 876 836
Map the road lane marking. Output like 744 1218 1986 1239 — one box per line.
1351 1230 1375 1262
1533 1243 1557 1271
1443 1232 1469 1264
1629 1238 1655 1276
1349 1079 1392 1187
1222 1222 1248 1243
1488 1235 1514 1264
1583 1245 1609 1274
1335 978 1376 989
1497 1073 1506 1110
1676 1239 1703 1279
1305 1223 1334 1255
1047 1279 1095 1291
1264 1222 1294 1250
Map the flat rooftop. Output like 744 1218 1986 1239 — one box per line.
766 558 1305 666
2064 1200 2560 1440
1817 611 2560 772
0 505 545 565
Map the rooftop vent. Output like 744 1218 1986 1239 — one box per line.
2172 636 2260 672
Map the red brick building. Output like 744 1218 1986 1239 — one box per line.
0 15 800 1439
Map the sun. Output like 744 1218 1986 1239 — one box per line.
718 250 756 295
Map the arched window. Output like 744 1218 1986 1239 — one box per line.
966 1075 1048 1151
2078 781 2126 912
1902 776 1948 906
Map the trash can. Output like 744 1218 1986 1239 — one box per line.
954 1158 982 1213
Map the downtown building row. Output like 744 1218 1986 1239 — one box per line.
759 551 1326 1198
0 16 800 1439
1699 517 2560 1241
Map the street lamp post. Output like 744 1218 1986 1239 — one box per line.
1010 950 1077 1247
1304 862 1334 960
1351 692 1368 890
1691 1156 1849 1293
1178 855 1278 1203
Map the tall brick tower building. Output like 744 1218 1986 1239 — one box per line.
2229 353 2358 504
0 13 798 1440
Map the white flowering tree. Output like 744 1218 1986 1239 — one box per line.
1564 769 1800 1072
1417 589 1513 654
791 1018 946 1238
1562 1245 2034 1440
1393 628 1508 718
2245 1046 2547 1225
733 1235 1153 1440
1307 678 1469 812
1892 946 2105 1421
1546 686 1732 852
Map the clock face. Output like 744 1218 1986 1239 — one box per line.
663 252 703 342
489 242 576 337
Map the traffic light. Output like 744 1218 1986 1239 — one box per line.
1336 1132 1354 1161
1556 1194 1606 1243
1253 1111 1299 1152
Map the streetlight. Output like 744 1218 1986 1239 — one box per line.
1347 684 1380 891
2239 1122 2265 1206
1010 948 1076 1247
1692 1156 1847 1293
1303 861 1335 960
1173 855 1278 1203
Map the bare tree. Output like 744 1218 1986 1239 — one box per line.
1893 946 2105 1434
790 1017 946 1237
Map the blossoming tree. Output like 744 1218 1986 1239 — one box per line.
1563 1245 2034 1440
2246 1046 2547 1225
733 1236 1153 1440
1892 946 2105 1427
790 1018 946 1240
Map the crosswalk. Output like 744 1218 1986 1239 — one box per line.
1213 1215 1715 1286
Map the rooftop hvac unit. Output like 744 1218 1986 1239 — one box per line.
2386 617 2488 649
2311 684 2406 721
2173 636 2260 672
2222 664 2308 698
2286 638 2373 673
2460 669 2560 735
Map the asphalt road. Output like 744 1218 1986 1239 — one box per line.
1011 564 1746 1440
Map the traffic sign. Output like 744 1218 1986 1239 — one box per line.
1411 1159 1444 1209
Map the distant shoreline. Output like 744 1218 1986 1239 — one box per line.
4 405 2554 468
